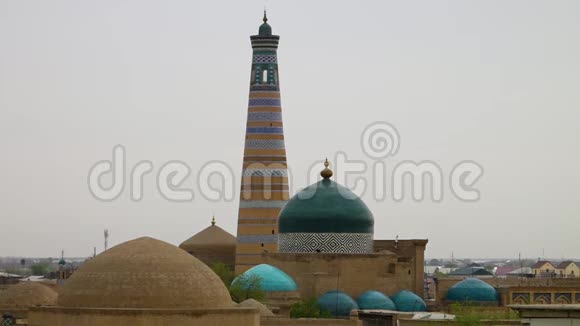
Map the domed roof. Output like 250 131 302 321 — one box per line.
179 218 236 252
356 290 396 310
237 299 274 316
392 290 426 312
317 290 358 317
278 164 374 234
446 278 498 302
0 282 57 309
58 237 232 309
231 264 297 292
258 11 272 36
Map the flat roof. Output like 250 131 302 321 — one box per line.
510 304 580 311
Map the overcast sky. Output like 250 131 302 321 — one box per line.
1 0 578 260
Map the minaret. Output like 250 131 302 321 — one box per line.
235 12 289 273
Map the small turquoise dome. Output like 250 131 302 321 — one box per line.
446 278 498 302
356 291 396 310
259 12 272 36
317 290 358 317
231 264 297 292
392 290 426 312
58 258 66 266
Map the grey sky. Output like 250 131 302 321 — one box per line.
0 0 578 260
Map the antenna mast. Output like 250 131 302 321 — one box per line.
104 229 109 251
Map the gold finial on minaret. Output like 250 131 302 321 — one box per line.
211 215 216 226
320 158 333 179
263 9 268 23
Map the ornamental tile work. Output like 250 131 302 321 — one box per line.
246 127 284 134
509 289 580 305
253 54 277 64
236 18 289 274
511 293 530 304
533 292 551 304
249 98 281 107
554 293 572 304
278 233 374 254
245 139 286 150
247 112 283 122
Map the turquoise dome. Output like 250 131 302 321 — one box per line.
258 12 272 36
278 179 374 234
231 264 297 292
259 22 272 36
356 291 396 310
392 290 426 312
317 290 359 317
446 278 498 302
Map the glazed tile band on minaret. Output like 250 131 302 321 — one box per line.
235 12 289 274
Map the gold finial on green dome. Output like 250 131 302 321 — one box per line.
211 215 216 226
320 158 333 179
263 9 268 23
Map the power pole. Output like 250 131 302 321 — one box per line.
104 229 109 251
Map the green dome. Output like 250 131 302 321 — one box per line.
317 290 358 317
259 11 272 36
392 290 426 312
259 23 272 36
446 278 498 302
356 291 397 310
231 264 297 292
278 178 374 234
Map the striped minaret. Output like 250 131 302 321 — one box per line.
235 12 289 274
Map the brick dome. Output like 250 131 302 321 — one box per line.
0 282 57 309
57 237 232 309
179 222 236 269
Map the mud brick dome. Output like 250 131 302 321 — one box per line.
57 237 232 309
0 282 57 309
179 217 237 269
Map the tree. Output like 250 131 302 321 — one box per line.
290 298 332 318
31 263 49 276
429 259 442 266
229 274 265 303
210 262 235 286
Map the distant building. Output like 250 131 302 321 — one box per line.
449 266 493 277
506 267 534 278
556 261 580 278
532 261 556 278
0 272 20 285
494 266 517 277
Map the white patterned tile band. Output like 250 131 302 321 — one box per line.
278 233 373 254
242 169 288 177
245 139 286 150
253 55 278 64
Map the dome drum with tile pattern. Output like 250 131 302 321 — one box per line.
277 160 374 254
